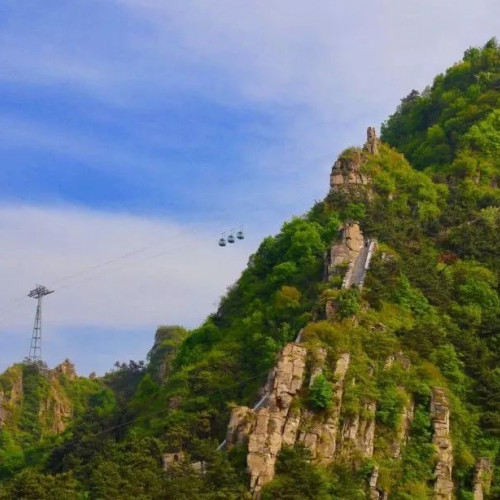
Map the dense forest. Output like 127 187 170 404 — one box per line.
2 39 500 499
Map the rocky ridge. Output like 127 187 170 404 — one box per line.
222 129 478 498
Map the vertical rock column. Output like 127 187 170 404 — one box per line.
339 400 376 459
246 343 307 496
431 387 454 500
473 458 492 500
391 398 414 458
369 466 381 500
299 352 351 463
324 223 365 281
309 348 327 387
324 223 365 300
363 126 380 155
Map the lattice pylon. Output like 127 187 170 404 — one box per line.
27 285 54 363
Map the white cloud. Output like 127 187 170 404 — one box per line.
3 0 499 115
0 204 259 371
2 1 500 374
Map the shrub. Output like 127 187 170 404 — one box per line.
309 374 333 410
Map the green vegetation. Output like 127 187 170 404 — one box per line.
309 374 333 410
2 39 500 498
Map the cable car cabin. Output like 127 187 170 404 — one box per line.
219 238 226 247
237 230 244 240
227 234 235 244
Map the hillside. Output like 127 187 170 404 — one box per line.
2 39 500 499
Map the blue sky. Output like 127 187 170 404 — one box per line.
1 0 500 375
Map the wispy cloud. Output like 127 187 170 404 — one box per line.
2 0 500 374
0 203 259 373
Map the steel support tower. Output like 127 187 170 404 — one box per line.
27 285 54 363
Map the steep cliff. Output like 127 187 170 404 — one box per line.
219 123 499 498
0 360 106 449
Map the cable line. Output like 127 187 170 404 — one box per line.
0 222 244 316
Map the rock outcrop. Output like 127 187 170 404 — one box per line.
384 353 414 459
53 359 77 381
431 387 454 500
0 360 94 437
473 457 493 500
225 343 307 496
324 223 364 282
339 400 376 459
39 377 73 434
324 222 377 298
0 365 23 429
225 406 255 449
309 347 327 387
298 352 351 463
247 343 307 494
329 126 378 195
223 346 358 496
369 466 388 500
364 126 380 155
384 351 411 370
391 397 414 459
330 149 370 193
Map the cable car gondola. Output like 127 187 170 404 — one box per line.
236 230 244 240
227 233 235 244
219 233 227 247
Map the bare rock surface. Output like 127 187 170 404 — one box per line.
431 387 454 500
52 359 77 380
369 466 382 500
0 365 23 429
340 400 376 459
392 397 414 458
225 406 255 449
473 457 493 500
324 223 364 282
228 343 307 496
330 150 370 193
324 222 376 291
364 126 380 155
298 352 351 463
329 127 378 194
309 347 327 387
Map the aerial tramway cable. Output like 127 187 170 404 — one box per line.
0 222 246 318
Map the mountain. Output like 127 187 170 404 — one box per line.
2 39 500 499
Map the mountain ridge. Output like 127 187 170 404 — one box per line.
2 39 500 499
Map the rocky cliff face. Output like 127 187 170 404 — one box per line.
222 129 479 498
52 359 77 380
0 359 93 440
324 222 364 281
0 365 23 430
329 127 378 195
226 343 307 495
473 457 493 500
297 352 350 464
225 339 423 497
431 387 454 500
39 365 75 434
